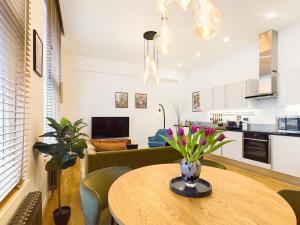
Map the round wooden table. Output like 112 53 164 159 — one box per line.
108 164 296 225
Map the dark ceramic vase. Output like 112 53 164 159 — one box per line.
180 159 201 188
53 206 71 225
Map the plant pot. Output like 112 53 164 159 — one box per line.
53 206 71 225
180 159 201 188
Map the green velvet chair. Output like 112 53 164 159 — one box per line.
278 189 300 225
174 158 227 170
80 167 132 225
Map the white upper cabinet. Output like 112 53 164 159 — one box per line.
271 135 300 178
200 89 212 111
278 67 300 106
226 81 247 109
212 85 226 110
246 79 259 97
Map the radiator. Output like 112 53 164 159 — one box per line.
8 191 42 225
48 170 58 191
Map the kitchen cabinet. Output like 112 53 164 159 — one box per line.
212 85 226 110
200 88 213 111
221 131 243 161
278 67 300 106
226 81 247 109
271 135 300 178
246 79 259 97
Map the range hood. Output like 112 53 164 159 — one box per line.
245 30 278 100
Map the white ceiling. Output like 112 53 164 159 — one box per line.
60 0 300 71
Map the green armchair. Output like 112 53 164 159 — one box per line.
80 166 132 225
278 189 300 225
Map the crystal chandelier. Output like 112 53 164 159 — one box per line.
176 0 192 10
154 17 174 55
192 0 221 40
152 0 222 42
143 31 159 86
153 0 173 17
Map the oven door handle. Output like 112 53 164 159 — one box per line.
243 137 268 142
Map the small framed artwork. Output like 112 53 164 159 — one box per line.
135 93 147 109
33 29 43 77
192 91 201 112
115 92 128 108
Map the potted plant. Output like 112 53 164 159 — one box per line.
33 118 88 225
162 124 232 188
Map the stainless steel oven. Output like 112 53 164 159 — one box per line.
277 116 300 134
243 132 271 164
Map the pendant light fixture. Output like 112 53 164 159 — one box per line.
154 16 174 55
153 0 173 17
192 0 221 40
151 0 222 41
176 0 192 10
143 31 159 86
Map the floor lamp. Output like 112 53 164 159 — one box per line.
159 104 165 129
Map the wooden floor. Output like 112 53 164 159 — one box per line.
43 160 300 225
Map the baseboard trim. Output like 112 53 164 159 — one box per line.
42 190 51 215
206 155 300 187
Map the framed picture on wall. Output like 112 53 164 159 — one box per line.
33 29 43 77
135 93 147 109
192 91 201 112
115 92 128 108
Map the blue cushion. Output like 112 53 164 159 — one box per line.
148 129 167 148
148 142 166 148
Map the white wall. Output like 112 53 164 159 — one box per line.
1 0 49 224
61 54 184 148
183 22 300 124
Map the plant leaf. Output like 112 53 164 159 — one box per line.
61 153 77 169
45 156 61 172
39 131 57 138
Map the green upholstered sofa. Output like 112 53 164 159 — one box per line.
86 146 182 175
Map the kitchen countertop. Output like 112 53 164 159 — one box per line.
177 122 300 137
225 127 300 137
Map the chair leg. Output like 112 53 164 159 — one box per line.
111 216 118 225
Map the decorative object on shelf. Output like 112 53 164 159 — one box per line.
115 92 128 108
192 91 201 112
173 101 185 126
33 29 43 77
143 31 159 86
152 0 221 43
135 93 147 109
161 124 232 194
159 104 166 129
154 16 174 55
33 118 88 225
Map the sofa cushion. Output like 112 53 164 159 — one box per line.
90 140 127 152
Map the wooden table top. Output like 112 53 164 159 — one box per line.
108 164 296 225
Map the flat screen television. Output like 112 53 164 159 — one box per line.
92 117 129 139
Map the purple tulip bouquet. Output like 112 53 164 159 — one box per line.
162 125 232 187
163 125 231 163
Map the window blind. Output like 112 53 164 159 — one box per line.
0 0 30 202
44 0 62 142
